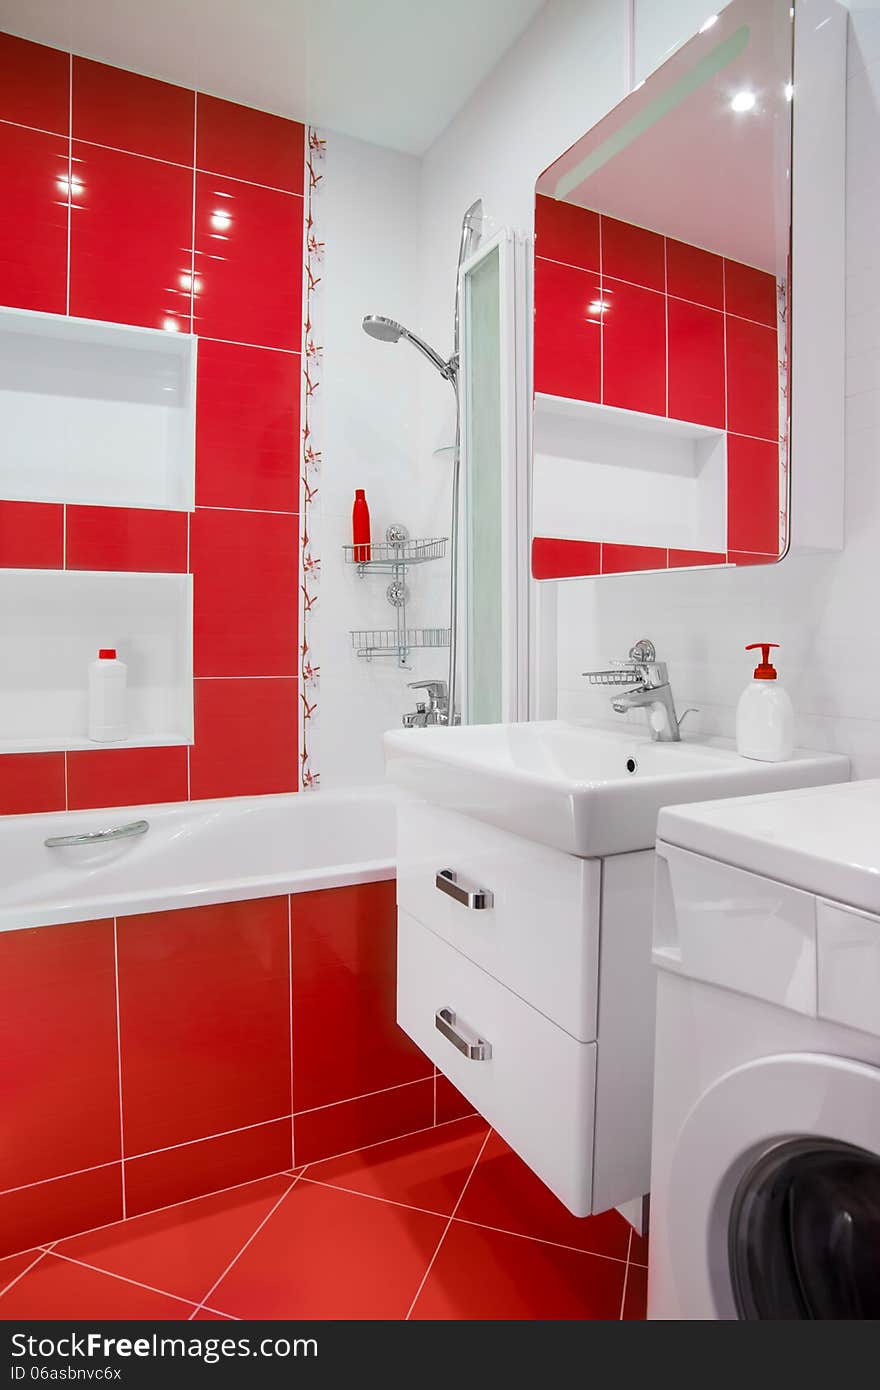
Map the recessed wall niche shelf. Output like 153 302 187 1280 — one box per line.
0 306 196 512
532 394 726 553
0 569 193 753
346 523 449 666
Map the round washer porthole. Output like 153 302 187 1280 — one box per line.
728 1138 880 1319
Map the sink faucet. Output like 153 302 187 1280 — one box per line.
402 680 454 728
582 639 695 743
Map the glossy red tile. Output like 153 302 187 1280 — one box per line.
725 258 778 326
125 1119 292 1217
190 678 298 799
209 1178 444 1319
69 142 193 332
729 549 778 566
629 1224 649 1266
725 314 779 441
117 896 291 1154
0 32 69 133
191 508 298 676
601 277 666 416
666 238 723 309
0 123 68 314
435 1075 477 1124
66 506 188 572
194 172 303 350
0 500 64 568
456 1131 631 1259
291 881 432 1113
0 1248 41 1294
667 298 725 427
196 340 300 511
0 1250 192 1319
622 1263 648 1319
294 1081 435 1168
601 543 667 574
0 753 66 815
668 549 725 568
197 94 304 194
305 1116 488 1215
72 58 195 165
57 1174 290 1304
0 1166 123 1260
66 746 188 810
531 537 601 580
193 1308 233 1319
0 918 119 1191
533 257 601 401
727 433 781 556
534 195 599 271
601 215 665 291
411 1219 625 1320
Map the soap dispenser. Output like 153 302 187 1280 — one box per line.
736 643 793 762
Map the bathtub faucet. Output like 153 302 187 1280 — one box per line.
402 680 454 728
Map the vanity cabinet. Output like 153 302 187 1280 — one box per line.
396 800 657 1217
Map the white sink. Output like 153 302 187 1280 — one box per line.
383 720 850 857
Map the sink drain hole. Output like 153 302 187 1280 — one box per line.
625 756 638 774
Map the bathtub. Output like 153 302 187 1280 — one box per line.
0 785 398 932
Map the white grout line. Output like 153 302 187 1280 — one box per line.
293 1072 433 1118
189 1173 302 1318
196 505 300 516
47 1249 199 1311
0 1249 50 1302
65 55 72 316
190 93 197 335
112 920 127 1220
199 335 301 356
404 1127 492 1320
0 1159 121 1197
663 236 669 418
618 1228 633 1320
126 1113 293 1163
296 1111 484 1172
287 895 295 1170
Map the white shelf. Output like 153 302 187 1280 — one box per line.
532 393 726 553
0 307 196 512
0 569 193 754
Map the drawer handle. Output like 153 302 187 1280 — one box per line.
435 1007 492 1061
436 868 494 911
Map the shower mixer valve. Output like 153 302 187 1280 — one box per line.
402 680 454 728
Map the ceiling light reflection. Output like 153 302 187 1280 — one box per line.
730 89 757 112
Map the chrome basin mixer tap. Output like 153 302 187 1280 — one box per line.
582 638 695 743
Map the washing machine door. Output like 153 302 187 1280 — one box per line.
666 1053 880 1319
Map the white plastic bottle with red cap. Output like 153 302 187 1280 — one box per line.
88 648 128 743
735 642 793 762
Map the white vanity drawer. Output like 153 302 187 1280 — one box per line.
397 801 600 1041
397 909 596 1216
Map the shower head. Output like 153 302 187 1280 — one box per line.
362 314 455 382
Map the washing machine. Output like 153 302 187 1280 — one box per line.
647 777 880 1320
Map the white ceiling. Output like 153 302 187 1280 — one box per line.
0 0 545 155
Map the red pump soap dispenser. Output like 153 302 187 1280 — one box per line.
736 642 794 762
352 489 371 563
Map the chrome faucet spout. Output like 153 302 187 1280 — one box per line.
583 638 695 742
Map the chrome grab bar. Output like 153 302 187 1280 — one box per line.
435 868 494 911
435 1007 492 1061
45 818 150 849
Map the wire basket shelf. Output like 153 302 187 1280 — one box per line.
582 668 641 687
344 537 447 570
351 627 450 661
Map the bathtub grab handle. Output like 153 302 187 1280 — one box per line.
45 818 150 849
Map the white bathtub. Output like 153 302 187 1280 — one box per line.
0 786 398 932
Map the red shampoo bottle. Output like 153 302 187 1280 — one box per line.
352 489 371 563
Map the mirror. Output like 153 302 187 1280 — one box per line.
531 0 793 581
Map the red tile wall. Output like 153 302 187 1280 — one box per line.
533 193 783 579
0 881 463 1256
0 32 304 814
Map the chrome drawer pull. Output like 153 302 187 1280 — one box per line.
436 868 494 911
435 1007 492 1061
45 818 149 849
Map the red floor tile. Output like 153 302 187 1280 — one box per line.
0 1166 123 1260
455 1131 631 1260
629 1225 649 1267
0 1249 42 1295
125 1118 292 1218
435 1076 476 1125
55 1174 290 1304
209 1179 444 1319
293 1080 434 1167
622 1262 648 1319
0 1252 193 1320
193 1308 233 1319
411 1220 626 1320
305 1116 488 1215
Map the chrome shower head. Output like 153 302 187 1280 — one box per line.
362 314 404 343
362 314 455 382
